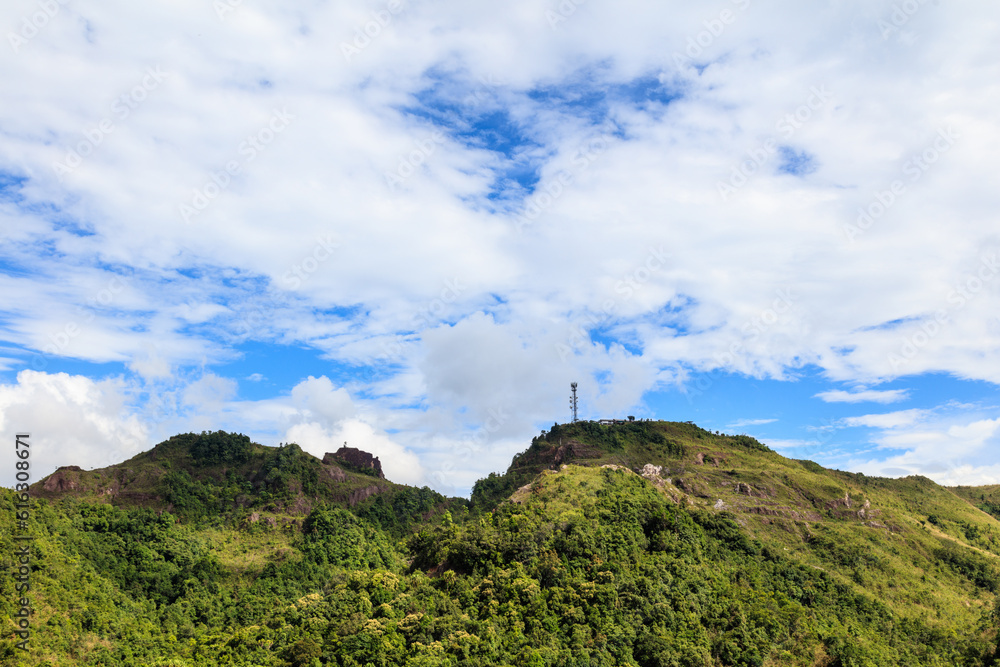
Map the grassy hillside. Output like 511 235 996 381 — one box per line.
2 422 1000 665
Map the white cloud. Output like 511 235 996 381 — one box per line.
2 0 1000 493
220 376 429 486
727 418 777 429
4 0 998 391
842 409 928 429
287 419 425 487
0 371 149 487
762 438 823 452
840 408 1000 485
0 370 432 488
182 373 238 411
289 376 356 425
815 388 910 404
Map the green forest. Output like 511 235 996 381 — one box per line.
3 422 1000 666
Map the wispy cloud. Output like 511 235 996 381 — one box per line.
841 408 927 429
727 418 777 429
838 406 1000 485
815 389 910 404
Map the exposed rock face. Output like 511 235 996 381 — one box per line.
674 477 711 498
826 492 853 509
42 467 82 492
641 463 663 478
349 484 382 506
324 464 347 482
324 447 384 479
694 452 724 466
640 464 666 488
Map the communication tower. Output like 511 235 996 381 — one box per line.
570 382 578 423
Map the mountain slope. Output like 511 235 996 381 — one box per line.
30 431 463 535
2 420 999 666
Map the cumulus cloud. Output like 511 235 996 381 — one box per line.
182 373 238 411
0 371 149 487
0 369 430 487
225 375 427 486
286 419 425 486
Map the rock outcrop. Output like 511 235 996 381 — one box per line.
42 467 82 492
324 446 384 479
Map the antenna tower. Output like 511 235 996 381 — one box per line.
570 382 578 423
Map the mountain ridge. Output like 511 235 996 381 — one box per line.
5 420 1000 665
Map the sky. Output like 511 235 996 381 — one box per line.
1 0 999 497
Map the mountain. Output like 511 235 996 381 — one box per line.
2 421 999 666
29 430 463 534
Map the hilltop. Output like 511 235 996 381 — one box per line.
474 420 1000 555
3 420 1000 665
29 430 462 535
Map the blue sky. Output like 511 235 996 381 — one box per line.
1 0 999 496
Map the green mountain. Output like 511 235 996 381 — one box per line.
2 421 999 666
27 431 463 535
